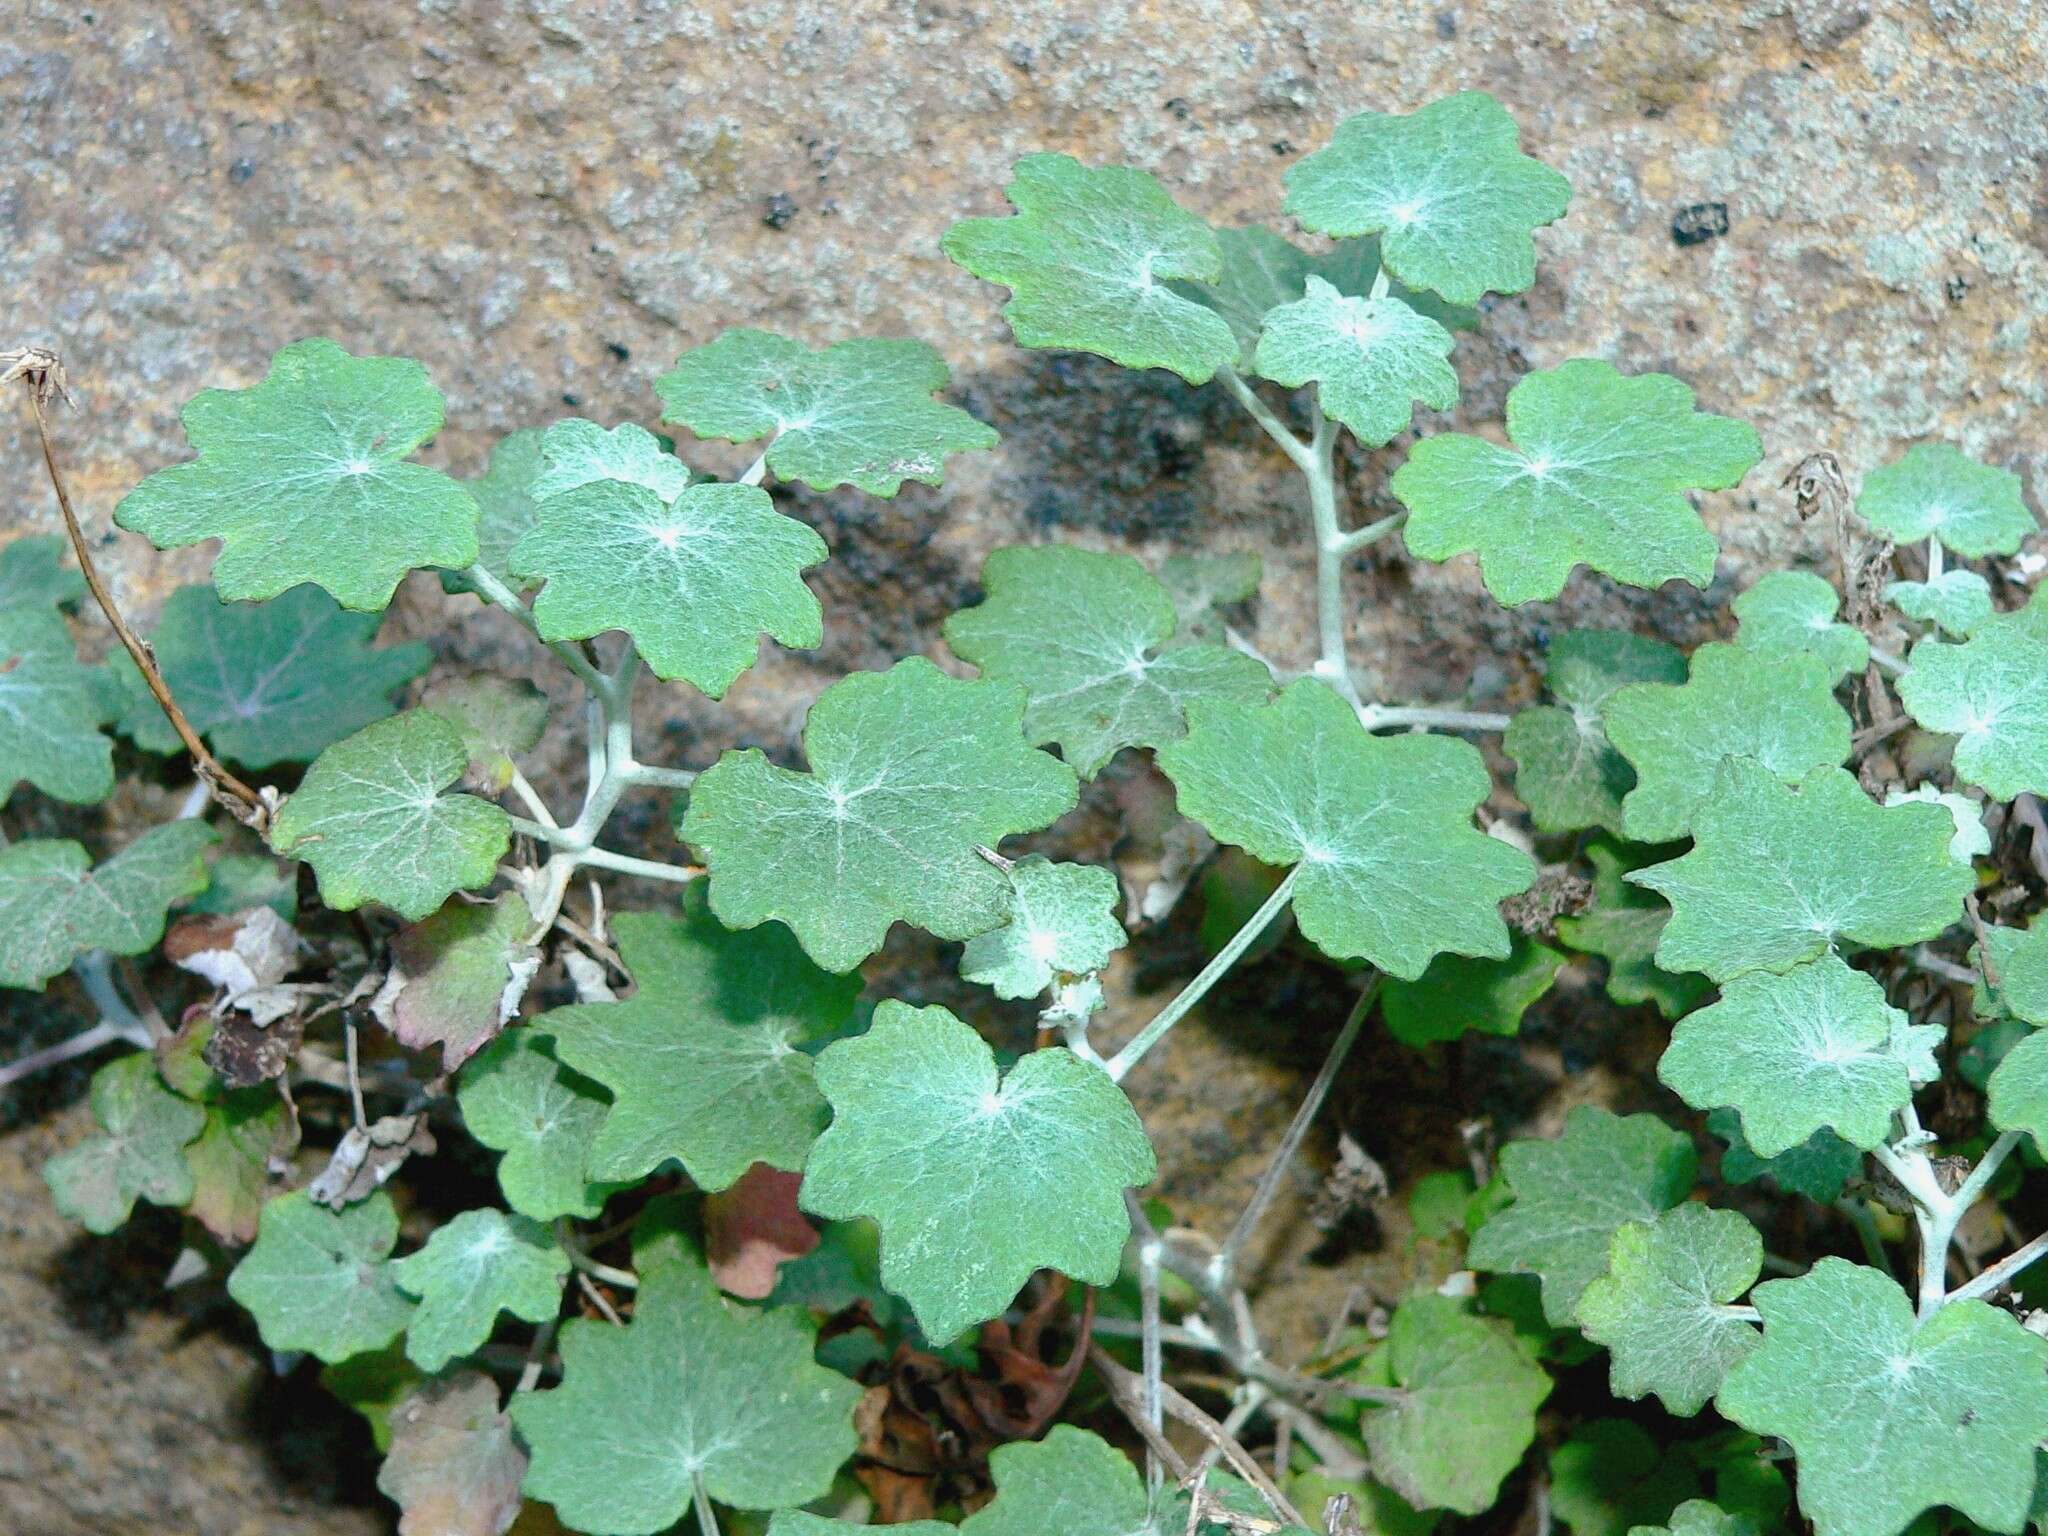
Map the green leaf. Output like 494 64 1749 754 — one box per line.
1283 91 1571 305
183 1089 287 1244
1660 953 1938 1156
509 474 825 698
188 852 299 921
1393 359 1762 606
268 710 511 921
1857 442 2034 558
321 1343 424 1453
1898 588 2048 799
1467 1105 1697 1326
1575 1204 1763 1415
1730 570 1870 679
530 417 690 502
42 1054 204 1234
389 1208 568 1371
456 1028 617 1222
541 891 859 1191
114 338 479 610
112 584 431 768
1157 679 1533 978
942 153 1237 383
0 820 216 990
1629 761 1973 983
961 855 1128 1000
1355 1292 1552 1515
1887 571 1994 638
1159 549 1263 643
421 673 550 792
0 606 114 805
1708 1110 1861 1204
961 1424 1179 1536
1884 784 1990 864
1987 1029 2048 1150
1716 1258 2048 1536
1628 1500 1762 1536
944 544 1272 779
1380 935 1566 1047
681 657 1079 972
1977 922 2048 1025
372 894 540 1073
801 1000 1155 1344
376 1372 528 1536
449 428 542 595
655 329 997 496
1549 1420 1696 1536
1556 839 1709 1019
1252 277 1457 447
1505 630 1687 835
226 1189 416 1363
0 533 83 610
509 1258 861 1532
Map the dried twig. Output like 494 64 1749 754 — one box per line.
4 345 272 831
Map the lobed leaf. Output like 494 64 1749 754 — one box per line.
0 532 84 610
0 820 216 990
421 673 550 793
111 584 431 768
529 417 690 502
42 1054 204 1234
946 544 1271 779
509 457 825 698
1716 1258 2048 1536
680 657 1079 972
960 1424 1183 1536
1898 587 2048 799
1504 629 1686 836
800 1000 1155 1344
376 1372 527 1536
1856 442 2034 558
1356 1292 1552 1515
1157 679 1533 978
390 1208 568 1372
943 153 1237 383
0 606 114 805
1729 570 1868 679
1708 1110 1861 1204
509 1258 861 1532
1976 921 2048 1025
1549 1420 1696 1536
961 855 1128 1000
541 891 860 1191
1629 761 1970 984
1393 359 1761 607
1380 935 1566 1047
1662 953 1936 1157
1252 276 1458 447
1554 838 1710 1018
226 1189 416 1363
114 338 479 610
1467 1105 1697 1326
372 894 540 1073
1283 91 1571 306
183 1089 288 1244
1886 570 1993 638
655 329 997 496
268 710 511 922
1987 1029 2048 1151
1575 1204 1763 1416
457 1028 618 1222
449 428 543 596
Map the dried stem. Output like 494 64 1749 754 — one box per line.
9 352 270 830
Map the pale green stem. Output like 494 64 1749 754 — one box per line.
1328 510 1407 558
573 845 703 884
1302 409 1363 706
693 1473 721 1536
1948 1228 2048 1304
505 765 559 829
1138 1233 1164 1491
738 446 771 488
1876 1128 2024 1316
613 761 697 791
1218 977 1380 1279
1927 538 1945 581
1357 703 1511 733
1105 866 1302 1081
1869 644 1908 677
462 563 606 692
555 1220 640 1290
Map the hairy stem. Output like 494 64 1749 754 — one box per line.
461 563 608 693
1106 866 1301 1081
1328 510 1407 558
1877 1128 2023 1316
1219 977 1380 1279
1357 703 1512 733
1947 1227 2048 1304
692 1473 721 1536
15 374 269 828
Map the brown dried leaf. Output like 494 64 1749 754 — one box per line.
703 1163 819 1300
204 1009 306 1089
376 1371 527 1536
166 905 301 1021
309 1111 435 1209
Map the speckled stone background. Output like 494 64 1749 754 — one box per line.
4 2 2046 1530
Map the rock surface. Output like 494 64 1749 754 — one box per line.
4 2 2047 1530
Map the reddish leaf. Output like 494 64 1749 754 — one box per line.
376 1371 527 1536
704 1164 820 1300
